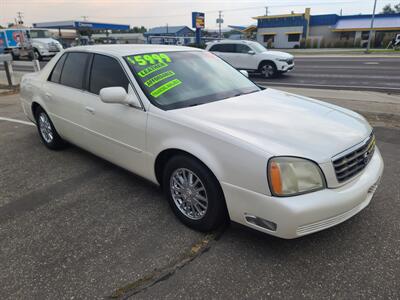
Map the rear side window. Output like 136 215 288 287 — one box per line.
60 52 89 89
49 53 67 83
89 54 130 95
210 44 235 53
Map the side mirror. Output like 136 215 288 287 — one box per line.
100 86 142 108
100 87 129 104
240 70 249 78
248 50 255 55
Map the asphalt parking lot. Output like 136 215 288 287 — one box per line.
1 93 399 299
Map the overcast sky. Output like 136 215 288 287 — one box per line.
2 0 399 29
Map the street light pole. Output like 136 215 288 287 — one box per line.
366 0 377 53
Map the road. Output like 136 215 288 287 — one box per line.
0 93 399 299
255 56 400 93
1 56 400 92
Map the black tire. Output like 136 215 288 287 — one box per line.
34 49 43 61
163 155 228 232
259 61 277 78
11 52 19 61
34 106 67 150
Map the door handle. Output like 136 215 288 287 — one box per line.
45 92 52 99
85 106 95 114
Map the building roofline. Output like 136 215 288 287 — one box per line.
253 13 304 20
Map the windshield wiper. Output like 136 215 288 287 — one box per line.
232 90 258 98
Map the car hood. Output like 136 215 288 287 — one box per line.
262 50 293 60
172 89 372 163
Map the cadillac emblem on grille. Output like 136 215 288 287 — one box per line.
332 133 375 183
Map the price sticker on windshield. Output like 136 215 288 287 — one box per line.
127 53 172 66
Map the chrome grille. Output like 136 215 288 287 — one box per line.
48 43 60 52
332 133 375 183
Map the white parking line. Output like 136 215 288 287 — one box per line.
0 117 35 126
364 62 380 65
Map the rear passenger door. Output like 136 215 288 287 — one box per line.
44 52 90 145
81 53 148 176
209 44 239 68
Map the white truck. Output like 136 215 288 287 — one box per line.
28 29 63 61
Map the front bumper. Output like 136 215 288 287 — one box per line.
38 48 59 57
222 147 384 239
275 60 295 72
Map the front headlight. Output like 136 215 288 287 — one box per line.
268 157 325 197
277 58 288 62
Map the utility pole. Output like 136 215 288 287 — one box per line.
16 12 24 25
218 11 222 39
366 0 377 53
265 6 269 16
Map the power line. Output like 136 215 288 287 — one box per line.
80 0 396 20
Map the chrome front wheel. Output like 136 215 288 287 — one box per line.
260 62 277 78
170 168 208 220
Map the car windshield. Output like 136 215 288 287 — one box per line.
125 51 260 110
251 42 268 53
29 30 51 38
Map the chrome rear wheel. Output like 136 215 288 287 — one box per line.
38 112 53 143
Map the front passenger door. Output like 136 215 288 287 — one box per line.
234 44 257 70
81 54 148 177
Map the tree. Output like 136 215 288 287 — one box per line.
381 3 400 13
129 26 147 33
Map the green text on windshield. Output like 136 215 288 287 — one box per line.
125 51 260 110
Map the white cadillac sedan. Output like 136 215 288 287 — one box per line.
20 45 384 239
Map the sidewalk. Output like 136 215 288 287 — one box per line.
282 48 400 57
272 87 400 129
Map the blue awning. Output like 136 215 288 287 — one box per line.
33 20 129 31
333 15 400 31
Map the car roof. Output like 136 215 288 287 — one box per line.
64 44 202 56
208 39 255 45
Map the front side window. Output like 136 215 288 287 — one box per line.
125 51 260 110
49 53 67 83
29 30 51 39
60 52 89 89
236 44 251 53
251 42 268 53
89 54 130 95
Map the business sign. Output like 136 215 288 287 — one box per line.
4 30 26 47
77 22 94 28
0 32 6 52
192 12 205 29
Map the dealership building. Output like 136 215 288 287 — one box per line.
242 9 400 48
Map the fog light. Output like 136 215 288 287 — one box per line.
245 214 277 231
